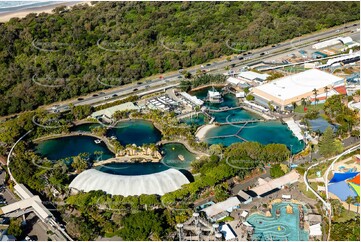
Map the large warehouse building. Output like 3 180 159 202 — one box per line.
251 69 344 111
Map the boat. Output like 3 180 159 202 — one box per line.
178 155 185 161
94 139 102 144
207 86 223 103
110 136 117 140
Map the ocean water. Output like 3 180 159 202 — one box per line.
0 1 62 13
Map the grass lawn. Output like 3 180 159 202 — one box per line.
217 216 234 223
297 182 317 200
295 103 324 114
333 208 358 223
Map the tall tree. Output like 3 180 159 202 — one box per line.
312 88 318 105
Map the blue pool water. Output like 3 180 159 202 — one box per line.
247 203 309 241
204 122 304 154
181 113 207 126
190 87 305 153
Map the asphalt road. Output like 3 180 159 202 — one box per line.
49 23 359 113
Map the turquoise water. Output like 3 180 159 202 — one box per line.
161 143 197 169
247 203 309 241
106 120 162 146
210 108 260 123
181 113 207 126
69 120 162 146
203 122 304 154
96 143 196 175
190 87 238 110
35 136 114 161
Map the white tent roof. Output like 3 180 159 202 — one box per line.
202 197 241 218
69 168 190 196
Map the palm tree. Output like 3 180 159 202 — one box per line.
301 98 307 109
312 88 318 106
346 196 353 212
353 196 360 214
324 86 330 100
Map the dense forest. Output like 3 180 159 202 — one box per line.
0 1 359 116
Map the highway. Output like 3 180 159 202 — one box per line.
48 23 359 113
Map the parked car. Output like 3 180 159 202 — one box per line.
92 94 98 97
137 82 142 85
133 88 138 92
112 94 118 97
77 98 84 101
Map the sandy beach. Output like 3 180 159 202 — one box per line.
195 124 217 140
0 1 91 23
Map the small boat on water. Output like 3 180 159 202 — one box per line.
110 136 117 140
94 139 102 144
178 155 185 161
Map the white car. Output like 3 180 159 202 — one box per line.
103 96 110 100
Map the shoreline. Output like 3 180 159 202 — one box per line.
0 1 91 23
195 124 217 140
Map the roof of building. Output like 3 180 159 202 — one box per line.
0 196 52 221
202 197 241 218
1 235 16 241
253 69 343 101
309 223 322 236
238 71 269 81
307 214 322 224
14 184 33 200
220 224 237 241
226 77 245 85
179 92 204 106
91 102 140 119
237 190 251 201
69 168 190 196
250 170 300 196
339 36 353 45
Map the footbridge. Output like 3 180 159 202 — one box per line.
218 118 265 126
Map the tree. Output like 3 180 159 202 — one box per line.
312 88 318 105
346 195 354 211
270 164 285 178
301 98 307 108
353 196 360 213
208 144 223 156
246 95 255 101
8 218 23 238
72 105 93 120
71 155 88 173
324 86 330 100
118 211 168 241
318 126 344 158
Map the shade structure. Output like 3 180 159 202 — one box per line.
347 173 360 186
329 172 359 183
69 168 190 196
328 181 357 201
349 183 360 197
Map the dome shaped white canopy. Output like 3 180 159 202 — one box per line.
69 168 190 196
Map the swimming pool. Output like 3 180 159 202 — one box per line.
247 202 309 241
